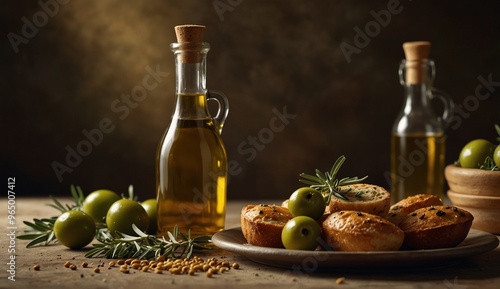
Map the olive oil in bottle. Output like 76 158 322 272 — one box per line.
390 41 453 204
156 26 229 237
390 133 445 203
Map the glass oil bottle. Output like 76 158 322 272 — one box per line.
156 25 229 237
390 41 453 203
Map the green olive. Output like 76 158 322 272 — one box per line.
54 210 96 249
82 189 121 223
458 139 495 168
281 216 321 250
287 187 326 220
494 145 500 167
106 199 149 236
141 199 158 235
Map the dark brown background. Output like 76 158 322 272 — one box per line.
2 0 499 200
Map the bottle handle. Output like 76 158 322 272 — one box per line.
207 90 229 134
429 88 454 127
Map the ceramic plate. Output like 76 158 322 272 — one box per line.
212 227 499 270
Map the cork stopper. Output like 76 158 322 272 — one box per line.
402 41 431 84
175 25 205 43
174 25 206 63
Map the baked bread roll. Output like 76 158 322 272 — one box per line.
241 204 293 248
386 194 443 226
328 184 391 216
321 210 404 251
398 205 473 249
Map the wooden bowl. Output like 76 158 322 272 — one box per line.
444 164 500 196
447 190 500 234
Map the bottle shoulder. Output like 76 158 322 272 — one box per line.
392 113 444 135
159 119 226 150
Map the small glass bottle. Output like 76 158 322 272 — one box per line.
156 25 229 237
390 41 453 203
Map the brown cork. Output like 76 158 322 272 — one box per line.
175 25 205 43
402 41 431 84
174 25 206 63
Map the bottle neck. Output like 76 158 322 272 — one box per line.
394 59 444 134
171 42 210 119
399 59 436 115
402 84 430 115
175 61 207 95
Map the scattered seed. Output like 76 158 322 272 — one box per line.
169 267 181 275
120 265 129 274
208 268 217 275
33 264 41 271
336 277 346 284
59 256 241 277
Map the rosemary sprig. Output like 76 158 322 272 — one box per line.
480 156 499 171
17 217 58 247
299 155 368 203
85 224 212 260
18 184 214 259
47 184 84 213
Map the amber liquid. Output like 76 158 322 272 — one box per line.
390 133 445 203
156 108 227 237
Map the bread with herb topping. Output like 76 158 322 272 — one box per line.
386 194 443 226
328 184 391 216
240 204 293 248
398 205 473 249
321 210 405 251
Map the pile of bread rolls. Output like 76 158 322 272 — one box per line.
241 184 474 251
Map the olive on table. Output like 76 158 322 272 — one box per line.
82 189 121 223
106 198 149 236
141 199 158 235
54 210 96 249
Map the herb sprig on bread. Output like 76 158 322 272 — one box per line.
299 155 368 203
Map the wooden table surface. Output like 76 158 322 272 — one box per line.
1 197 499 289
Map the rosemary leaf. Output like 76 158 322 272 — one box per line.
315 169 327 182
26 234 52 248
16 234 45 240
298 173 322 183
132 224 148 237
